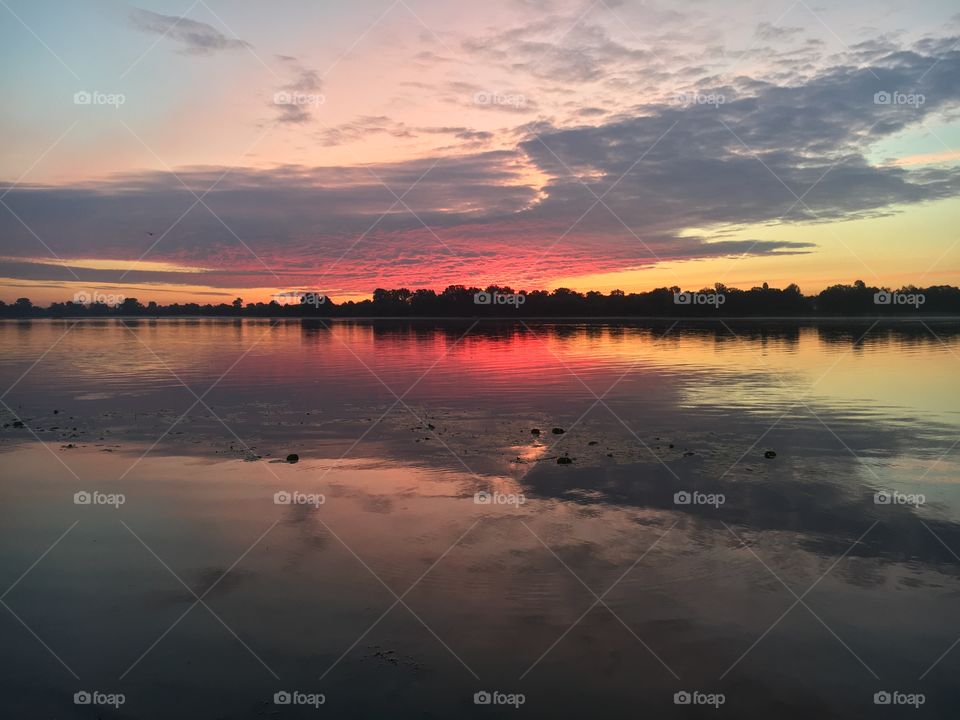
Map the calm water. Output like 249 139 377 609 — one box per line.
1 319 959 718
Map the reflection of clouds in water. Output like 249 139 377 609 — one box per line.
360 495 394 514
520 437 960 576
192 566 253 596
145 567 254 607
3 322 959 580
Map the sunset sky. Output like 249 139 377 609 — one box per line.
1 0 958 304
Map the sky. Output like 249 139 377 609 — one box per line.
0 0 959 304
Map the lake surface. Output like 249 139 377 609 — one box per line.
1 318 959 718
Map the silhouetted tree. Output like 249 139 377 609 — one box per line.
3 282 960 318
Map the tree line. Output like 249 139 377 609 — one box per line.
2 281 959 318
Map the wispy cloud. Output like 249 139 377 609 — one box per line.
755 22 804 41
130 7 252 55
270 56 324 124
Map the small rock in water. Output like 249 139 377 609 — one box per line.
12 420 24 428
557 456 572 464
427 423 435 430
764 450 777 459
588 441 598 446
531 428 540 436
552 427 565 434
286 453 299 464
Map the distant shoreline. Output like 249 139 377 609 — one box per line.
4 282 959 319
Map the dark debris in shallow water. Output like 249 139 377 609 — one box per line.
363 645 422 672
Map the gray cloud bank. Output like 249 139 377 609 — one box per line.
2 36 958 290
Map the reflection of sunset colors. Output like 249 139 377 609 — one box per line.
4 320 958 425
1 0 959 304
4 316 960 715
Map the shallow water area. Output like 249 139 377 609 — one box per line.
1 318 959 718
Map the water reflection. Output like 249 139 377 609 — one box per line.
0 319 959 718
